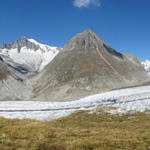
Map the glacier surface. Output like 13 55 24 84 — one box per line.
0 85 150 120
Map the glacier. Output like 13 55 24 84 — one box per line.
0 85 150 120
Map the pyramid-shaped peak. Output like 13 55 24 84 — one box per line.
20 35 26 39
19 35 28 41
64 29 105 51
77 29 99 38
9 36 41 51
82 29 96 34
13 36 30 46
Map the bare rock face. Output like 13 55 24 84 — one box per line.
0 62 10 80
31 30 150 101
0 59 32 101
0 36 60 101
0 36 40 52
0 37 60 72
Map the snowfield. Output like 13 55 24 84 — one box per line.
142 59 150 73
0 38 60 72
0 85 150 120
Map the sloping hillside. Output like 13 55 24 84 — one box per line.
0 108 150 150
0 60 31 100
32 30 150 101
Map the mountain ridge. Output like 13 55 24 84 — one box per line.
31 30 150 101
0 37 61 72
0 30 150 101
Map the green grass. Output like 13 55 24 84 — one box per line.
0 108 150 150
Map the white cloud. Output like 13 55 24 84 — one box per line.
73 0 101 8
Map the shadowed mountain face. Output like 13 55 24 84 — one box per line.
31 30 150 101
0 62 10 80
0 60 32 101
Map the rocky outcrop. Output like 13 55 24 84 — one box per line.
0 60 32 100
0 62 10 80
0 36 40 52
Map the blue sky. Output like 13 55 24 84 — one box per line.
0 0 150 60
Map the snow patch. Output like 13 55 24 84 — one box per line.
28 39 58 51
142 59 150 73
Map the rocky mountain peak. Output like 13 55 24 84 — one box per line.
80 29 98 38
0 37 60 72
20 35 26 40
17 36 29 45
12 36 40 52
64 29 105 51
31 30 150 101
0 36 41 52
64 29 122 59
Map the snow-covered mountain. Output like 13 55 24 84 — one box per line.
0 37 60 72
142 60 150 73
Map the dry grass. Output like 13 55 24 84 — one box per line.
0 109 150 150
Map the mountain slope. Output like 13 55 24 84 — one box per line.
0 59 10 80
31 30 150 101
0 37 60 72
142 60 150 73
0 58 31 100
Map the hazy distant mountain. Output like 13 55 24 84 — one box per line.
31 30 150 101
142 60 150 73
0 36 60 72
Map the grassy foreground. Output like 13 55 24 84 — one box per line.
0 108 150 150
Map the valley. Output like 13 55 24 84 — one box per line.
1 1 150 149
0 85 150 120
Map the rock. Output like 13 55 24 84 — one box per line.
31 30 150 101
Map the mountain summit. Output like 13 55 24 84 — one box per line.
32 30 150 101
64 29 105 50
0 37 60 72
0 36 39 51
64 29 123 58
